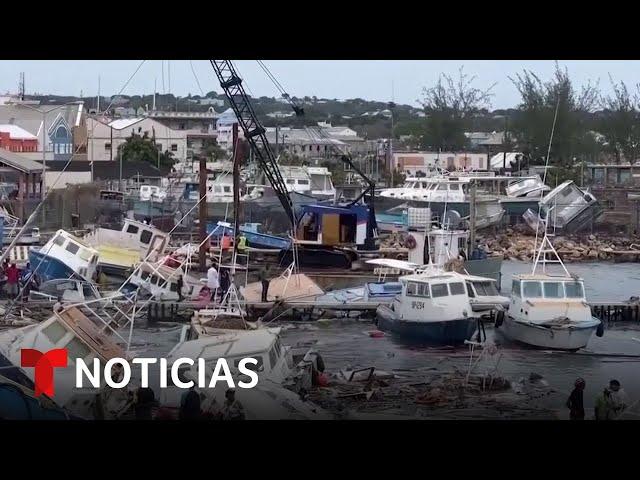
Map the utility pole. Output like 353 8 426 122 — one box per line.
198 155 208 271
469 180 477 252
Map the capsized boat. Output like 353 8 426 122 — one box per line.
495 233 603 350
0 305 133 419
128 259 206 301
83 218 170 276
28 230 99 283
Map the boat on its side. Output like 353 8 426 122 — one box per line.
83 218 170 276
28 230 99 283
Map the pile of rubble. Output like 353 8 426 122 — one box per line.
308 366 557 420
480 229 640 263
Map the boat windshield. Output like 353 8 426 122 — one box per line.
564 281 585 299
472 281 499 296
522 281 543 298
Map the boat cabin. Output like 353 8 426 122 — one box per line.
395 272 474 322
509 274 591 324
129 261 205 301
38 230 99 281
297 203 372 247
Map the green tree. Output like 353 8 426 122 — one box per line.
419 67 495 151
598 77 640 164
202 138 227 161
509 63 600 170
118 132 174 169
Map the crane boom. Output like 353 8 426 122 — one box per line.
209 60 296 229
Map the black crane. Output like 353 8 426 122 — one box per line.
209 60 355 268
210 60 296 231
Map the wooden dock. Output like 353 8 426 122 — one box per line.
5 298 640 324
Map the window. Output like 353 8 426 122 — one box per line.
65 338 91 362
302 146 306 152
418 284 430 297
140 230 152 245
141 271 149 281
512 280 521 297
473 281 499 296
523 281 543 298
431 283 449 297
65 242 79 255
150 275 159 285
105 142 111 151
126 224 139 234
565 282 584 298
286 179 295 184
449 282 465 295
298 179 309 185
466 282 476 298
52 235 65 247
43 321 67 344
268 346 278 369
406 282 419 296
543 282 564 298
223 186 231 193
619 168 631 185
450 184 460 190
437 184 447 191
458 237 466 249
171 144 178 152
169 283 178 292
234 356 264 372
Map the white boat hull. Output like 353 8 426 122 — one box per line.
498 315 600 350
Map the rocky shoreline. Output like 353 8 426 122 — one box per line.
381 228 640 263
482 229 640 263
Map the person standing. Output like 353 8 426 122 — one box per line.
222 388 245 421
207 262 219 302
608 379 630 418
566 378 586 420
179 386 202 421
6 263 19 299
176 274 184 302
258 264 271 303
219 267 230 300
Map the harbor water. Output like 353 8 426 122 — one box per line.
128 261 640 419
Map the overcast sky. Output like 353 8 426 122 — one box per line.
0 60 637 109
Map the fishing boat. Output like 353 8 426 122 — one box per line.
159 327 324 409
83 218 170 276
128 259 206 301
495 232 603 350
376 267 489 343
28 229 99 283
0 305 132 419
523 180 602 234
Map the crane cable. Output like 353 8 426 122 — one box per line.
256 60 304 115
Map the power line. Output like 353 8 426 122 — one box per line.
190 60 205 96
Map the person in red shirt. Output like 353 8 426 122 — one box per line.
5 263 19 299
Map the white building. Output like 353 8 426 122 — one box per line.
86 116 187 162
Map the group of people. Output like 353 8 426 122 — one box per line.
566 378 631 420
205 261 232 302
0 260 39 300
178 386 245 421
